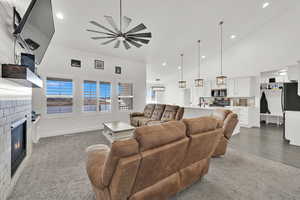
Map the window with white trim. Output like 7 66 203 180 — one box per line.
99 82 111 112
46 78 73 114
118 82 133 111
83 80 97 112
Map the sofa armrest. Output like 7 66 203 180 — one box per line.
86 144 110 189
130 112 145 118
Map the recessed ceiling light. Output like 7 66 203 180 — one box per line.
178 66 182 70
56 12 64 20
162 62 167 66
230 35 236 39
201 56 206 59
262 2 270 8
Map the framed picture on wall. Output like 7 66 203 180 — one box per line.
95 60 104 70
115 66 122 74
71 59 81 68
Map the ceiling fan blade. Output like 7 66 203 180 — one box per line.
91 36 116 40
86 29 115 36
123 16 132 31
114 40 121 48
101 38 117 45
123 40 131 49
104 16 121 33
126 38 142 48
127 32 152 38
126 23 147 34
127 37 150 44
90 21 118 35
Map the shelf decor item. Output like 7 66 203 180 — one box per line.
178 53 187 88
194 40 204 87
95 60 104 69
216 21 227 86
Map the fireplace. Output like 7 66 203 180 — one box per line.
11 118 27 177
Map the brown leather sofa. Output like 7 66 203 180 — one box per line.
130 104 184 127
86 117 223 200
212 109 239 157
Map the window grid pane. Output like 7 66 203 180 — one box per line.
99 82 111 112
118 83 133 111
46 78 73 114
83 81 97 112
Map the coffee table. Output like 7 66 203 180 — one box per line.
103 121 135 143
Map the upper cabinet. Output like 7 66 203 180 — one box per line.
227 77 256 98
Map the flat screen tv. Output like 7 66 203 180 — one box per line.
14 0 55 65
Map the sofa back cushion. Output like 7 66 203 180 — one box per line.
102 139 139 186
212 109 232 121
160 105 179 121
223 113 238 139
144 104 155 118
132 121 189 193
175 107 185 120
181 117 222 168
150 104 166 120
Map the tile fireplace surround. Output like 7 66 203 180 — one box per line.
0 99 32 200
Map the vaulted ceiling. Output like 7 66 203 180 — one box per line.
48 0 300 81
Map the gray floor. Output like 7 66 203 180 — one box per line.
230 123 300 169
8 130 300 200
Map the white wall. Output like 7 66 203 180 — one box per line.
150 4 300 105
33 44 146 138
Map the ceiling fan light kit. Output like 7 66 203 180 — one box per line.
178 54 187 89
216 21 227 86
87 0 152 49
195 40 204 87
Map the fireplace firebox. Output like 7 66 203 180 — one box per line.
11 118 27 177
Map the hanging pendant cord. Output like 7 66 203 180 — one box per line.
181 54 184 81
120 0 122 32
198 40 201 78
219 21 223 76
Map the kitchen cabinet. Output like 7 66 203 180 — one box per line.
199 80 212 97
227 77 256 97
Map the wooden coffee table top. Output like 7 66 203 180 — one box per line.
103 121 135 133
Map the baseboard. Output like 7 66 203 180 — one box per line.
39 126 103 139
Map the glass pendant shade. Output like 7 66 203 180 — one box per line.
194 78 204 87
179 80 187 88
216 75 227 86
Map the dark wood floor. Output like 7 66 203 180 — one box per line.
230 123 300 169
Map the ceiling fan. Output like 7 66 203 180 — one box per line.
87 0 152 49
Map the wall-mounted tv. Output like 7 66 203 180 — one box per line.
14 0 55 65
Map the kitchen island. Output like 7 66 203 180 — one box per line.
183 106 242 135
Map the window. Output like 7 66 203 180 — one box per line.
83 81 97 112
99 82 111 112
46 78 73 114
118 82 133 111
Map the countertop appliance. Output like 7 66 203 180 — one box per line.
281 82 300 144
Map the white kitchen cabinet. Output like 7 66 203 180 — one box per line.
227 77 256 97
199 80 212 98
230 106 260 128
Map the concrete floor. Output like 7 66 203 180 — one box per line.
230 123 300 169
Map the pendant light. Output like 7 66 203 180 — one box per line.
216 21 227 86
178 53 187 88
194 40 204 87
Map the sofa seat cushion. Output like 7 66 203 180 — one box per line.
151 104 166 120
144 104 156 118
131 116 148 127
161 105 179 121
